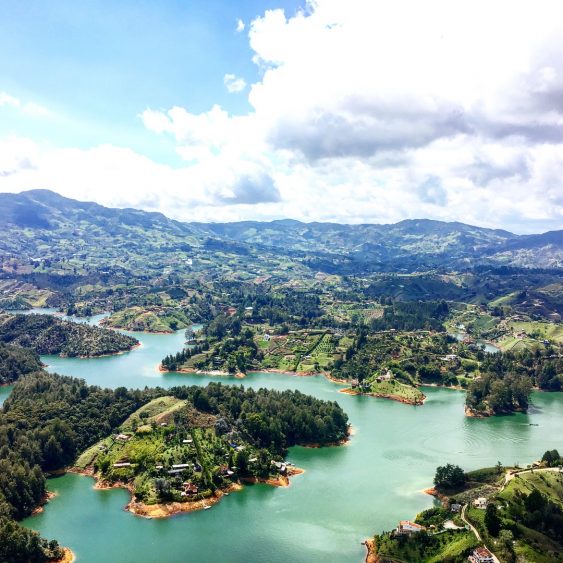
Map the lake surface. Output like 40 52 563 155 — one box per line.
17 325 563 562
0 384 13 406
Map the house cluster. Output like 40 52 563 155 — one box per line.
468 547 494 563
394 520 426 535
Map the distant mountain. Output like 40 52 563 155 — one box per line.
0 189 561 274
196 218 518 264
0 189 196 235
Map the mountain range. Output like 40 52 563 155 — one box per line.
0 189 561 274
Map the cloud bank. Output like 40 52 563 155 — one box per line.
2 0 563 232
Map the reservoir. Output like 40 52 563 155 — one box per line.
19 326 563 562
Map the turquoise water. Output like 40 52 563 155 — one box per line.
16 326 563 562
0 384 13 406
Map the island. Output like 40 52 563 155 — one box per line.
73 384 349 517
0 313 139 357
0 368 349 561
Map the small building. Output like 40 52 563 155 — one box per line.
263 334 272 342
183 483 199 495
272 461 287 475
171 463 191 469
377 370 393 382
444 354 458 361
115 433 131 442
450 503 462 513
113 462 132 468
395 520 426 535
474 497 488 509
468 547 495 563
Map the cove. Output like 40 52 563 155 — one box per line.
20 327 563 562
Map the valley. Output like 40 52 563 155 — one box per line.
0 191 561 562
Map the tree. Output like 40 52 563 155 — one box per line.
434 464 466 489
485 503 501 536
541 449 561 467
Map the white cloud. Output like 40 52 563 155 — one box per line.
3 1 563 232
0 92 20 108
223 73 247 93
0 91 51 117
236 18 245 33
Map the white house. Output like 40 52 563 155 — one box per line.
474 497 488 509
395 520 426 535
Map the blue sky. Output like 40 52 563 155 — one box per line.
0 1 562 233
0 0 301 164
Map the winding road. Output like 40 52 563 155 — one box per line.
460 504 500 563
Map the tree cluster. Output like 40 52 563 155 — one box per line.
0 314 138 357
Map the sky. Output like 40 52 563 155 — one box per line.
1 0 563 233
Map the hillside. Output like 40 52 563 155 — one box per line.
0 342 43 385
0 191 561 280
0 313 138 357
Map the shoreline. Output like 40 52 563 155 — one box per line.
71 340 142 359
160 365 433 407
31 491 57 515
68 465 305 519
339 387 426 406
100 318 190 335
363 538 379 563
52 547 75 563
300 425 353 448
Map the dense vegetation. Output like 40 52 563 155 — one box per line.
465 372 533 416
364 300 450 331
0 369 348 560
0 314 138 357
85 384 349 506
169 383 349 452
0 342 43 385
479 347 563 391
0 372 161 561
434 464 467 490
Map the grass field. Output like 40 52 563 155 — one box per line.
368 379 425 403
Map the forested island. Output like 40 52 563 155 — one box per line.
76 384 349 517
0 364 348 559
0 313 139 357
369 452 563 563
